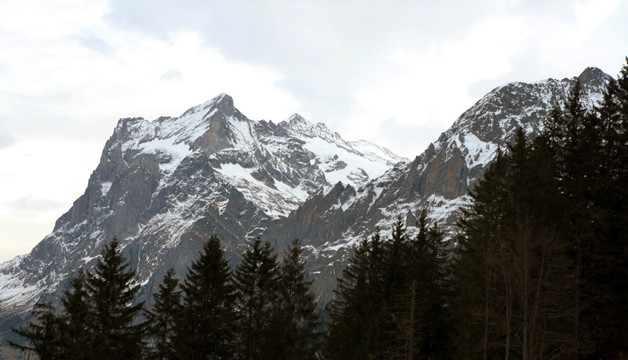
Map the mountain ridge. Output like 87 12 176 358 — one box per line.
0 67 613 333
264 67 613 304
0 93 403 323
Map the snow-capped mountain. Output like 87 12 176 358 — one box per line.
265 67 613 304
0 94 404 324
0 67 612 333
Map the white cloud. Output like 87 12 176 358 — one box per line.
0 0 109 40
0 1 303 261
342 16 529 156
0 138 101 261
0 0 626 261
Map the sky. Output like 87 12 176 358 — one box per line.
1 0 627 262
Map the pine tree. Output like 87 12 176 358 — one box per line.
540 63 628 358
453 128 578 360
57 269 91 359
233 238 281 360
10 302 63 360
146 267 182 360
452 148 509 360
85 238 146 360
325 233 384 360
567 59 628 359
272 239 322 360
411 211 451 360
176 235 236 360
381 216 411 359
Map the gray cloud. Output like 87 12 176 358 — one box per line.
6 196 66 212
373 117 448 159
160 69 183 82
0 135 16 149
104 0 506 125
73 34 112 55
103 0 628 153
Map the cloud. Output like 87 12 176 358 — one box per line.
73 34 113 55
1 0 627 262
0 135 16 149
372 119 447 160
160 68 183 82
103 0 507 125
98 0 628 158
0 218 53 262
7 196 66 213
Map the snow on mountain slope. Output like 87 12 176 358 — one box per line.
0 67 612 331
280 114 406 193
0 93 403 323
267 67 613 304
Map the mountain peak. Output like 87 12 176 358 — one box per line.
288 113 307 124
211 93 235 116
578 67 612 88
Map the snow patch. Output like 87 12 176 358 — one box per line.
100 181 112 197
216 163 309 218
139 137 193 173
81 255 101 263
461 132 499 168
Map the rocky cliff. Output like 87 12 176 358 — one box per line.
0 93 403 329
0 67 612 332
265 67 612 304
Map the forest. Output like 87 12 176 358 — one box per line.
7 58 628 360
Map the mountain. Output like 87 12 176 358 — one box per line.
0 67 612 333
0 94 403 325
264 67 612 303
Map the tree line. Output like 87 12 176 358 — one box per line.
452 59 628 360
325 211 452 360
322 59 627 360
10 236 321 360
9 58 628 359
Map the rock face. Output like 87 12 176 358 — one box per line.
0 67 612 332
0 94 403 329
264 67 612 304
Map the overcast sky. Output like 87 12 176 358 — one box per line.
1 0 627 262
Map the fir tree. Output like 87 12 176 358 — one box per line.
453 128 578 360
584 58 628 359
57 269 91 359
146 267 181 360
85 238 146 360
409 210 451 360
10 302 63 360
233 238 281 360
272 239 322 360
176 235 236 360
539 63 628 358
381 216 411 359
326 230 393 360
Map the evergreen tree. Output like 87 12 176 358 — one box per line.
271 239 322 360
176 235 236 360
326 214 451 360
327 222 422 360
539 63 628 358
325 232 387 360
408 210 451 360
583 58 628 359
381 217 411 359
10 302 63 360
233 238 281 360
57 269 91 359
10 240 146 360
85 238 146 360
453 128 578 360
452 148 509 360
147 267 182 360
